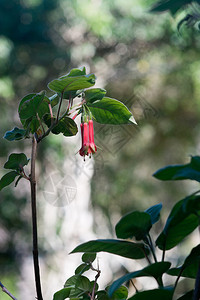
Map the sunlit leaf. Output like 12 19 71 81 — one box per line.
84 88 106 103
88 97 137 125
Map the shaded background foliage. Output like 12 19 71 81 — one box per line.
1 0 200 297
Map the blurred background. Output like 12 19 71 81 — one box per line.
0 0 200 299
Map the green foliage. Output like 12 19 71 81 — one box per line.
0 171 19 191
43 115 78 137
153 156 200 182
145 203 162 225
87 98 137 125
156 194 200 250
115 211 152 240
84 88 107 104
71 239 150 260
128 288 173 300
4 153 29 171
108 262 171 297
4 127 27 141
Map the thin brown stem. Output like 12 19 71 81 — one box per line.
30 136 43 300
0 281 18 300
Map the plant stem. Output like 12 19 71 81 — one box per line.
147 234 157 263
30 135 43 300
0 281 18 300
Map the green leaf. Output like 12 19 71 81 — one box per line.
108 262 171 297
115 211 152 240
49 94 60 107
4 127 27 141
4 153 29 170
88 97 137 125
18 92 49 133
75 263 90 275
18 91 46 119
150 0 193 15
96 291 109 300
145 203 162 225
156 195 200 250
177 290 194 300
71 239 150 260
153 156 200 182
43 115 78 136
53 288 71 300
48 69 96 93
82 253 96 263
65 275 91 298
128 288 173 300
84 88 106 103
167 244 200 279
0 171 19 191
111 286 128 300
63 90 83 100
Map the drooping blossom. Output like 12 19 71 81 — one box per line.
79 119 97 159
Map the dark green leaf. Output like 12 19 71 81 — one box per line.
177 290 194 300
115 211 152 240
82 253 96 263
53 288 71 300
43 114 78 137
150 0 192 15
75 263 90 275
63 90 83 100
84 88 106 103
15 175 23 187
71 239 150 260
88 97 137 125
153 156 200 182
18 91 46 119
18 92 49 133
48 71 96 93
156 195 200 250
96 291 109 300
4 153 29 170
65 275 91 298
49 94 60 107
4 127 27 141
128 288 173 300
167 244 200 279
145 203 162 225
108 262 171 297
0 171 19 191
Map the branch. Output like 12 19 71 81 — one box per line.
0 281 18 300
30 135 43 300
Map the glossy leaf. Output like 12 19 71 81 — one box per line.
4 153 29 170
82 253 96 263
84 88 106 103
53 288 71 300
108 262 171 297
75 263 90 275
177 290 194 300
145 203 162 225
167 244 200 279
43 114 78 136
71 239 150 260
0 171 19 191
115 211 152 240
153 156 200 182
4 127 27 141
48 71 96 93
88 98 137 125
156 195 200 250
128 288 173 300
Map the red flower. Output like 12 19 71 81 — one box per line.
79 120 97 159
